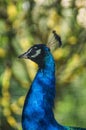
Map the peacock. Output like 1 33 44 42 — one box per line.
18 31 86 130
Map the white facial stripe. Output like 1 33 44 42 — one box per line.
28 48 32 53
31 49 41 58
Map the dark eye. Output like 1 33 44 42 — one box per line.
31 48 41 58
28 46 38 55
31 46 38 55
30 49 36 55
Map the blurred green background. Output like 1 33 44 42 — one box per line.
0 0 86 130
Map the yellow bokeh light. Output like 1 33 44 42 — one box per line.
47 10 61 28
17 96 25 107
3 108 11 117
2 68 12 89
0 48 6 58
68 36 77 45
19 38 31 51
11 103 22 115
53 48 70 60
53 48 63 60
7 116 17 127
1 97 10 107
13 19 21 29
2 92 10 98
7 3 17 20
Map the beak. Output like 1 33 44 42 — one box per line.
18 51 28 59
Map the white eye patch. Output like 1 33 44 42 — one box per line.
28 48 32 53
31 49 41 58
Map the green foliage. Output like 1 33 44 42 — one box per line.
0 0 86 129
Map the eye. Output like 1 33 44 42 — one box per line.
30 48 36 55
31 49 41 58
28 47 37 55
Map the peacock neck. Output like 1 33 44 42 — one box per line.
43 53 55 76
22 54 57 129
30 53 56 113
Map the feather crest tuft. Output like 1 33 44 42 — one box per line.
47 30 62 51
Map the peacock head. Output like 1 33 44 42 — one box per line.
18 44 50 67
18 31 62 68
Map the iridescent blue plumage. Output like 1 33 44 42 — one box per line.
18 41 86 129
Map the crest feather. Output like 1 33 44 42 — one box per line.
47 30 62 51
